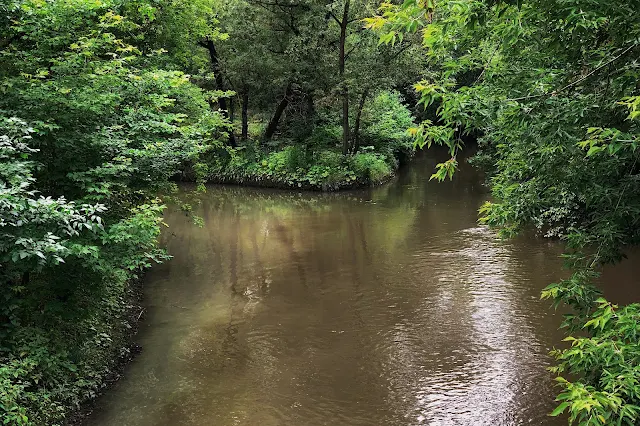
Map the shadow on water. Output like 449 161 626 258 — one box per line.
86 150 640 426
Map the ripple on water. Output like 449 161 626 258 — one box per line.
88 158 603 426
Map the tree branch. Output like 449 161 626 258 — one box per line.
507 43 638 102
328 11 341 26
389 43 411 60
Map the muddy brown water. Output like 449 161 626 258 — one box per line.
88 153 640 426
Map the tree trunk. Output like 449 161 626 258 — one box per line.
205 39 228 115
339 1 351 155
306 94 315 120
342 91 350 155
241 91 249 141
203 38 236 146
352 88 369 155
264 83 293 140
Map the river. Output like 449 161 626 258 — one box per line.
87 152 640 426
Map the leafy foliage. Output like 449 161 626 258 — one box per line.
209 143 394 190
360 91 415 160
214 0 423 152
0 0 229 424
205 85 415 190
368 0 640 424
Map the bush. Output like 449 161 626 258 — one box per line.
207 147 394 190
360 91 415 159
350 152 393 184
306 125 342 150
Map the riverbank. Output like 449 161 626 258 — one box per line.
63 277 146 426
0 268 149 426
200 145 412 191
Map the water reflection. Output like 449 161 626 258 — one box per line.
86 152 637 426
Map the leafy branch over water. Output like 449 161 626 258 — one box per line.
368 0 640 424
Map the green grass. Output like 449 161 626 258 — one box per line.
206 144 398 190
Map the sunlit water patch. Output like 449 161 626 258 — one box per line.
86 154 640 426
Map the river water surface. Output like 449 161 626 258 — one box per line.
88 153 640 426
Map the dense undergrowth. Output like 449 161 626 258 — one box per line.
207 91 415 189
210 146 395 189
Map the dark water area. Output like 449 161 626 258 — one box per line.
88 152 640 426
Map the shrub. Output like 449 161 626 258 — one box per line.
207 146 395 189
350 152 393 184
306 125 343 149
360 91 415 159
262 146 307 176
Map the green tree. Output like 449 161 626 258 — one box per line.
0 0 229 423
368 0 640 424
215 0 420 150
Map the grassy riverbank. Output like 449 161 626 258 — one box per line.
206 146 406 190
203 91 416 191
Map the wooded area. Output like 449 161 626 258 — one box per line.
1 0 639 424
